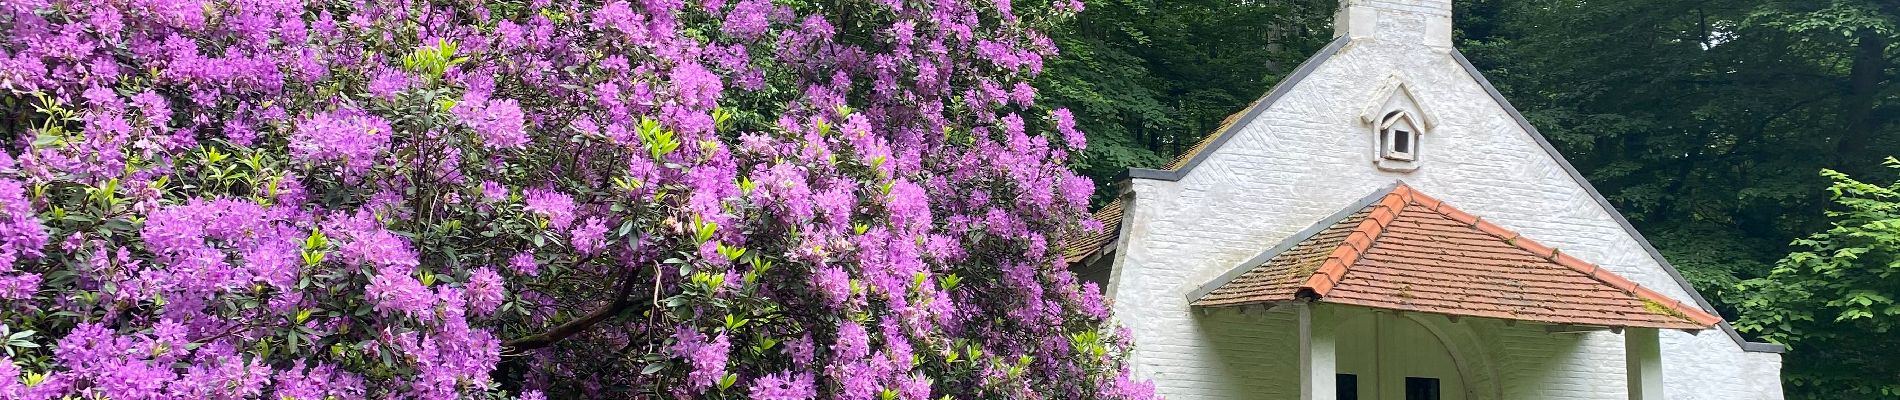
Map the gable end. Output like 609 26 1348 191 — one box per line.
1101 35 1785 354
1448 49 1784 353
1125 36 1353 182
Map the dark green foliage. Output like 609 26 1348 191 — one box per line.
1038 0 1336 203
1455 1 1899 395
1454 0 1899 321
1738 160 1900 398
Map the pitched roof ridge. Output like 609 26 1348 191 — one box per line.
1399 187 1723 328
1187 183 1403 304
1132 36 1353 180
1296 185 1415 298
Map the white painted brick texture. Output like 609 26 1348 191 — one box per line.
1104 36 1783 399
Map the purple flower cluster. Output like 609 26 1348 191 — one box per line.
671 327 733 392
290 109 393 175
0 179 45 299
509 251 540 277
749 371 816 400
523 188 576 230
466 267 505 315
453 96 530 150
0 0 1154 398
570 217 609 255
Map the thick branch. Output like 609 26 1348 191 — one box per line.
503 264 646 353
1833 28 1888 172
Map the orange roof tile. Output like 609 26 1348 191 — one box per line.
1190 184 1721 331
1065 198 1124 263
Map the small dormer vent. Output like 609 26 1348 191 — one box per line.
1362 76 1435 172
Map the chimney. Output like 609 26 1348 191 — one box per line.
1334 0 1454 48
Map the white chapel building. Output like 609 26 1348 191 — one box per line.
1063 1 1788 399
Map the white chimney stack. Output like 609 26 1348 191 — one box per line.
1334 0 1454 48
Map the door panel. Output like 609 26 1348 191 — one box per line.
1333 312 1466 400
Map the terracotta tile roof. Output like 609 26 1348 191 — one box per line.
1065 198 1124 263
1191 184 1722 331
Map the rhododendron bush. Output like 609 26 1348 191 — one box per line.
0 0 1154 398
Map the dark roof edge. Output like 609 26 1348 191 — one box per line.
1130 35 1354 182
1449 50 1786 354
1069 179 1140 265
1106 186 1139 264
1184 182 1401 303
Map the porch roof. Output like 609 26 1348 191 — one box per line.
1188 183 1721 331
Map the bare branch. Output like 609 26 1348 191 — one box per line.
503 262 646 353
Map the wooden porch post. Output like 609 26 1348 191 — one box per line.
1626 327 1664 400
1299 302 1337 400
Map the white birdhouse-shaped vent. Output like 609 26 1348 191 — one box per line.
1363 77 1436 172
1380 111 1421 162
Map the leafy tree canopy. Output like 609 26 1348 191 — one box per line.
1738 159 1900 399
1456 0 1900 316
1038 0 1336 203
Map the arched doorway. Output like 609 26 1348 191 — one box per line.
1333 311 1485 400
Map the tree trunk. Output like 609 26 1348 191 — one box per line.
1833 28 1887 173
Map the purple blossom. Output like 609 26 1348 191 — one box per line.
289 109 392 174
368 67 411 99
0 356 27 398
672 328 731 391
834 321 869 360
669 63 723 109
522 188 576 230
812 266 850 309
454 96 530 150
508 251 540 276
570 217 609 255
0 274 39 300
0 180 47 272
1104 370 1160 400
748 371 815 400
1010 82 1036 106
272 362 368 400
366 271 433 317
130 90 171 129
897 374 931 399
786 334 815 366
466 267 504 315
885 180 931 230
329 214 421 270
1053 108 1084 148
832 362 878 400
481 180 509 201
723 0 773 39
53 323 126 368
1060 173 1094 208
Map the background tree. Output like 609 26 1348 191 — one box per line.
1456 0 1900 316
1737 159 1900 398
1038 0 1336 203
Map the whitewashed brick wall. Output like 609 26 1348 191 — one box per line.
1105 24 1783 400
